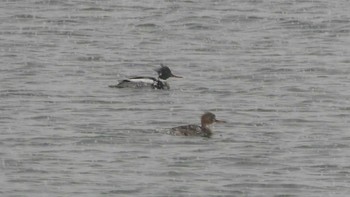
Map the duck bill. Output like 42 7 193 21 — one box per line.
171 73 183 78
215 119 226 123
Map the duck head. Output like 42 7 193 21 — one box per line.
156 64 182 80
201 112 226 127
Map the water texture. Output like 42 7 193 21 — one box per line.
1 0 350 196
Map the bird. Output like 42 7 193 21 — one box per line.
109 64 182 90
169 112 226 137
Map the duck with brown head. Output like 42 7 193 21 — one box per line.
169 112 226 137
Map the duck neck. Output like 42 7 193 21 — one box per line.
200 124 212 137
201 123 207 128
201 123 212 130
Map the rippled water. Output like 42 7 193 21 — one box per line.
1 0 350 196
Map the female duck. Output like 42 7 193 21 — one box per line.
109 64 182 90
170 112 226 137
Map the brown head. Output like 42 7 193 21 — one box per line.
200 112 226 127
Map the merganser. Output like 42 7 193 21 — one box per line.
169 112 226 137
109 64 182 90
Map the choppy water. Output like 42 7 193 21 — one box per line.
1 0 350 196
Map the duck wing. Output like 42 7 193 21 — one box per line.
109 77 157 88
169 124 202 136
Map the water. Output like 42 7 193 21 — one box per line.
1 0 350 196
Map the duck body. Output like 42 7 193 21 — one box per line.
109 64 181 90
109 77 170 90
170 124 212 137
169 112 225 137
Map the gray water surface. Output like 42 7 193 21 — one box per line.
1 0 350 196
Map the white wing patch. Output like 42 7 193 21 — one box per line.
128 78 155 84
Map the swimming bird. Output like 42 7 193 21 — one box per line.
169 112 226 137
109 64 182 90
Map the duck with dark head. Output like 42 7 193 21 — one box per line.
169 112 226 137
109 64 182 90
